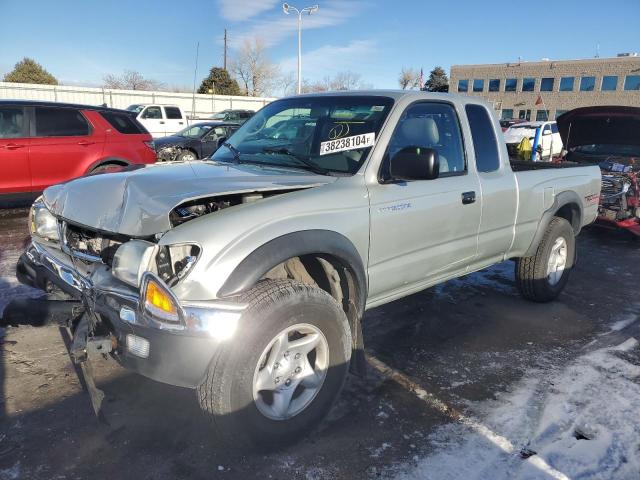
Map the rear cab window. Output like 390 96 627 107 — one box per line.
35 107 90 137
99 110 147 134
465 104 500 173
0 106 27 138
164 107 183 119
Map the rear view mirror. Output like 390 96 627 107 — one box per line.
390 147 439 181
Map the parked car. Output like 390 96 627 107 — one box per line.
504 120 563 161
558 106 640 236
499 118 526 132
205 109 254 124
155 122 240 162
126 104 188 138
0 100 156 207
11 91 600 448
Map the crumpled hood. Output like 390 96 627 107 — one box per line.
44 161 336 236
557 106 640 149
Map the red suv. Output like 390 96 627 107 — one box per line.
0 101 157 207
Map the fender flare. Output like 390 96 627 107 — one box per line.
523 190 583 257
217 229 367 314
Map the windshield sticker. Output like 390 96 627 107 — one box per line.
371 105 385 112
320 132 375 156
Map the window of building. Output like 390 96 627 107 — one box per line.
473 79 484 92
522 77 535 92
505 78 517 92
601 76 618 91
559 77 575 91
540 77 554 92
535 110 549 121
489 79 500 92
466 104 500 173
35 107 90 137
624 75 640 91
580 76 596 91
501 109 514 120
457 79 469 92
518 109 531 121
555 110 568 119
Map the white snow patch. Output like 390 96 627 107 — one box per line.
390 338 640 480
609 313 638 332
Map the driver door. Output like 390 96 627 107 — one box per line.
367 101 481 301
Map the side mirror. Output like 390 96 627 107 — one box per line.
389 147 439 181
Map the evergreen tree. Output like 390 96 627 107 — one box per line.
198 67 241 96
4 58 58 85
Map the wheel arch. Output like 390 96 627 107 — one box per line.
218 230 368 375
524 190 583 257
86 157 130 173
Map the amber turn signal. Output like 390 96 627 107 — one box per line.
144 279 179 322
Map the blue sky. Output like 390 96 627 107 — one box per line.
0 0 638 93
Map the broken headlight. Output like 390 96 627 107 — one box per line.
112 240 158 287
29 200 59 241
155 244 201 286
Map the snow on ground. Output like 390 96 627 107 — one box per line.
389 333 640 480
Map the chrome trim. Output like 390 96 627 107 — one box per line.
30 242 92 292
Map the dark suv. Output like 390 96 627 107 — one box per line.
0 101 157 207
208 109 254 124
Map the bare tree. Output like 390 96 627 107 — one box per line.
398 67 419 90
279 71 298 96
230 38 279 96
300 71 367 93
103 70 165 91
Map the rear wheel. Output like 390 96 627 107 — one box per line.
515 216 575 302
197 279 351 449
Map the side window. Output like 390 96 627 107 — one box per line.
543 125 552 135
551 123 559 134
0 107 25 138
142 106 162 119
465 104 500 173
35 107 90 137
165 107 183 119
99 111 145 134
384 102 466 178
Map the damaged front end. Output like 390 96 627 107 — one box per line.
597 162 640 235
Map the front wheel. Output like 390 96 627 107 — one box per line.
176 150 198 162
197 279 352 449
515 216 576 302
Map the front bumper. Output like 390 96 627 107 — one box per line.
17 241 245 388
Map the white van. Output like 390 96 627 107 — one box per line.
126 104 188 138
504 121 563 161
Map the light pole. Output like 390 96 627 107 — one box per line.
208 84 216 114
282 3 319 94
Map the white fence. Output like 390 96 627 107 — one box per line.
0 82 276 117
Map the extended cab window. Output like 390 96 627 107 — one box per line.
0 107 26 138
165 107 183 119
384 102 466 178
465 104 500 173
35 107 90 137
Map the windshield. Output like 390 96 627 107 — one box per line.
212 96 394 175
126 104 144 113
210 112 227 120
176 124 214 138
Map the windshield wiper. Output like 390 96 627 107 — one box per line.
221 142 241 163
261 147 332 176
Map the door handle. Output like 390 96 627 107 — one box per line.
77 141 95 146
4 143 26 150
461 191 476 205
159 121 165 124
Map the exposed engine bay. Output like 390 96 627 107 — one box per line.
599 160 639 223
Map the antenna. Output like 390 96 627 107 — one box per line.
224 29 228 70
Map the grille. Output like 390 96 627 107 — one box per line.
601 175 625 198
61 222 124 264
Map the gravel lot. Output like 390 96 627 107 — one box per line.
0 208 638 480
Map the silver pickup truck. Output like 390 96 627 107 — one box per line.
12 91 601 448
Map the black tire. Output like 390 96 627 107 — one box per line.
197 279 352 449
515 216 575 302
176 150 198 161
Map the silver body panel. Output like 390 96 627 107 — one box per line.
37 91 601 311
